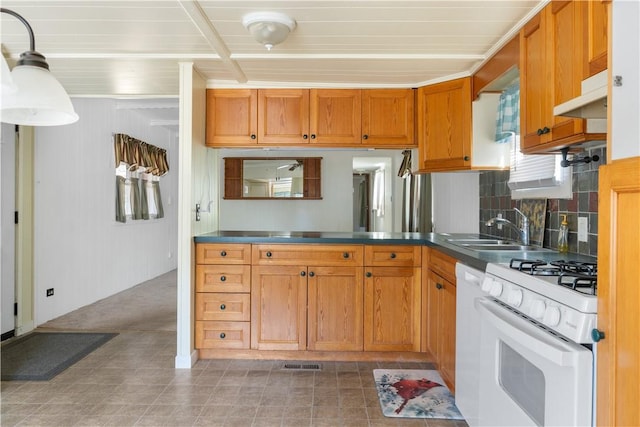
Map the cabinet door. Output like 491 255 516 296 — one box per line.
586 0 608 77
439 278 456 390
310 89 361 145
520 11 553 150
364 266 421 351
206 89 258 147
596 158 640 427
361 89 415 146
417 77 472 171
423 269 442 360
307 266 363 351
251 265 307 350
258 89 310 145
549 1 588 144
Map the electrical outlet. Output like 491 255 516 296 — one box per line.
578 217 589 242
46 288 54 297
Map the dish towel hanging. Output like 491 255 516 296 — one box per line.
495 79 520 144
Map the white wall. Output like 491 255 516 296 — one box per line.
611 0 640 160
432 172 480 233
217 149 405 232
33 98 179 325
1 123 16 335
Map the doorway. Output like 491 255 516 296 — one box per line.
353 174 370 231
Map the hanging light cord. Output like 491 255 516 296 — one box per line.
1 8 49 70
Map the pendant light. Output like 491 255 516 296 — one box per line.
0 8 78 126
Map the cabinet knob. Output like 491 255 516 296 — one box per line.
390 253 396 259
266 251 272 258
220 251 227 257
300 271 306 277
219 332 226 339
591 328 605 342
436 283 443 290
309 271 315 277
220 275 226 282
343 252 350 259
311 134 316 139
463 156 470 161
542 127 550 134
362 134 369 140
303 134 308 140
220 304 226 310
250 134 256 140
366 272 372 278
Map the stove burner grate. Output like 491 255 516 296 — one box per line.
509 258 598 295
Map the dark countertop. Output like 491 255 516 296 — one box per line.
194 230 596 272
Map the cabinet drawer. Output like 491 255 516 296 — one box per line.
252 244 363 266
195 321 250 349
196 293 250 321
196 243 251 265
425 247 457 284
196 265 251 293
364 245 421 267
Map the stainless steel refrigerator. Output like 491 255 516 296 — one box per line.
402 172 433 233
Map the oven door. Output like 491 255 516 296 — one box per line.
475 297 593 427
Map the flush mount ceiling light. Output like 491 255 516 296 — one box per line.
0 8 78 126
242 11 296 51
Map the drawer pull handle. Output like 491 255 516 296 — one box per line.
220 304 226 310
300 271 306 277
390 253 396 259
220 251 227 257
436 283 443 290
343 252 350 259
266 251 272 258
220 332 226 339
591 328 605 342
309 271 315 277
220 276 226 282
366 272 372 278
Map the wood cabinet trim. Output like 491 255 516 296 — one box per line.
472 35 519 100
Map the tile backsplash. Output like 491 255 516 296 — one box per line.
479 147 606 257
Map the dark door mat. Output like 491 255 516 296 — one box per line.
1 332 117 381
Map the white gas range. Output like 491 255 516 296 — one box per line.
456 257 598 427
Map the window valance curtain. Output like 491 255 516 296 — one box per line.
114 133 168 223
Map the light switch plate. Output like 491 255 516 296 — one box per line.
578 217 589 242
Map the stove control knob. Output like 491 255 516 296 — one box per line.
507 289 523 307
543 306 561 326
530 300 546 319
481 277 493 293
489 281 503 297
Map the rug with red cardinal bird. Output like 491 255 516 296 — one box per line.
373 369 464 419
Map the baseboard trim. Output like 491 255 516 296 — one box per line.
175 349 198 369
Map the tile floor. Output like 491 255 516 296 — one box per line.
1 270 468 427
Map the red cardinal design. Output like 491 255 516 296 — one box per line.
391 378 443 414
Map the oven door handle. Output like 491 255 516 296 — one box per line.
474 297 589 367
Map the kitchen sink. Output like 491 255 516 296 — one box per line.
445 237 550 252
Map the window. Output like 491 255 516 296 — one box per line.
508 136 572 199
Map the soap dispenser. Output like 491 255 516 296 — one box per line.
558 215 569 253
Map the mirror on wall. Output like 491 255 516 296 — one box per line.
224 157 322 199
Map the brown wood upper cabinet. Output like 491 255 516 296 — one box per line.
417 77 472 171
206 88 416 148
520 1 606 154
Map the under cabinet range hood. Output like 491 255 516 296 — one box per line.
554 70 607 119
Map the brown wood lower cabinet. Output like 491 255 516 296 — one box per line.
195 243 430 361
364 266 421 351
422 247 457 390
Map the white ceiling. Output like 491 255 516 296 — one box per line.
1 0 546 98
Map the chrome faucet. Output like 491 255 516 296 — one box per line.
485 208 530 246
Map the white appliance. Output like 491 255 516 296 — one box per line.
474 259 598 427
455 262 485 426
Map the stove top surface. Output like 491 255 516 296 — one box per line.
486 260 597 314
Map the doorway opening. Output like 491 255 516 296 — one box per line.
353 173 370 231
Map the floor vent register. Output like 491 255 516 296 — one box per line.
280 362 322 371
